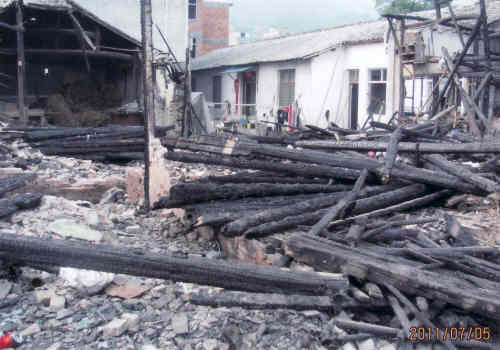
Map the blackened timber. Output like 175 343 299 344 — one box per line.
245 184 407 237
0 174 36 197
329 190 453 228
0 21 23 32
67 11 96 51
188 289 336 312
424 154 499 193
68 10 91 72
442 47 489 128
431 18 482 116
164 151 362 181
167 141 477 192
384 284 458 350
295 139 500 154
386 294 411 339
370 121 445 141
0 233 348 296
285 234 500 321
16 0 27 124
308 169 368 236
188 193 331 227
160 182 354 208
141 0 155 211
0 49 134 61
223 184 409 237
164 137 381 171
0 193 43 218
390 164 478 193
200 173 329 185
381 128 403 183
333 319 401 338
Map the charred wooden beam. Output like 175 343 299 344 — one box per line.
308 169 368 236
447 3 465 49
0 233 348 296
329 190 453 228
187 288 337 312
199 173 330 185
164 151 362 181
0 193 43 218
0 174 36 198
295 139 500 154
68 10 91 72
381 128 403 183
432 18 482 116
158 182 354 208
0 21 23 32
67 11 96 51
16 0 27 124
424 154 499 193
285 234 500 321
224 184 410 237
0 49 134 61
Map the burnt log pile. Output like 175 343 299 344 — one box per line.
1 125 174 162
155 120 500 347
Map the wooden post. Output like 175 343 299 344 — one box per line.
15 0 27 125
140 0 155 211
398 19 406 118
183 47 192 137
432 0 441 20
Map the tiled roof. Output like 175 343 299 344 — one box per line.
0 0 171 52
192 0 500 71
191 20 387 71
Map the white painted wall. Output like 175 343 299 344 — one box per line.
310 42 388 129
166 0 189 61
255 60 312 121
192 42 389 128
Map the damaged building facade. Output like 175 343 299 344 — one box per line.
386 0 500 123
0 0 188 128
192 0 500 132
191 20 389 131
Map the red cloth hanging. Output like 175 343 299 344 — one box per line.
234 79 239 114
284 105 293 131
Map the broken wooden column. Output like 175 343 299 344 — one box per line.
16 0 27 125
140 0 170 210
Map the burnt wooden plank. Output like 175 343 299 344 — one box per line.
0 233 348 296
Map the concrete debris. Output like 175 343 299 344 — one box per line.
48 219 103 242
59 267 114 295
101 318 129 337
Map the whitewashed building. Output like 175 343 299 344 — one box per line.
191 20 388 130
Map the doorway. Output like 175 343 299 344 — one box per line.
242 70 256 117
348 69 359 130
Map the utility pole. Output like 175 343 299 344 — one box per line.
16 0 27 124
140 0 154 211
432 0 441 20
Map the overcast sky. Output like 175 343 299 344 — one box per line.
230 0 379 35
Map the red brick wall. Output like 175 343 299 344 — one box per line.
188 0 230 57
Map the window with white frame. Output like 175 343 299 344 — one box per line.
368 68 387 115
188 0 197 19
279 69 295 108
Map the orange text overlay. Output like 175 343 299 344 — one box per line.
408 327 492 342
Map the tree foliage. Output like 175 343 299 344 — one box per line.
378 0 453 15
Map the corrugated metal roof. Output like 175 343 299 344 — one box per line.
0 0 171 52
191 20 387 71
192 0 500 72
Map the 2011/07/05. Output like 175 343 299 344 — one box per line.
409 327 492 342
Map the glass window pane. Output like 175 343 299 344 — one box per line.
370 69 381 81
